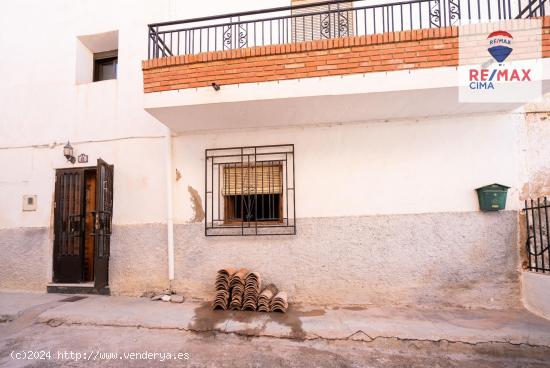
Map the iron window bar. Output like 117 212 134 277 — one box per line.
524 197 550 273
147 0 549 59
205 144 296 237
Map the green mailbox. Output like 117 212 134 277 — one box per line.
475 183 510 211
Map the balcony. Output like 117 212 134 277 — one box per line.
142 0 550 132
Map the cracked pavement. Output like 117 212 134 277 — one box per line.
1 292 550 367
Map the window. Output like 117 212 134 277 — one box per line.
93 50 118 82
76 30 118 84
205 145 295 236
291 0 354 42
223 164 283 223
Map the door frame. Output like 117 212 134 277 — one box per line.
92 158 114 290
52 165 97 284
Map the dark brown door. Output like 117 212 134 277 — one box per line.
93 158 114 290
53 170 86 283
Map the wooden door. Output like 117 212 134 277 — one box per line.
93 158 114 290
53 169 86 283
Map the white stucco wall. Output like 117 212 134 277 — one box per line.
0 0 541 305
0 0 293 293
0 0 528 228
167 112 526 308
522 272 550 320
0 0 289 229
172 113 522 222
0 138 167 228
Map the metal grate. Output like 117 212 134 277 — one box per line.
60 296 88 303
205 144 296 236
524 197 550 273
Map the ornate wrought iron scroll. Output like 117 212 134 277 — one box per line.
223 17 247 50
430 0 460 27
320 3 351 39
320 7 332 38
430 0 442 27
337 6 351 36
448 0 460 25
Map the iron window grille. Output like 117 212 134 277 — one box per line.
524 197 550 273
205 144 296 236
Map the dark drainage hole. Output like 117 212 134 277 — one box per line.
60 296 88 303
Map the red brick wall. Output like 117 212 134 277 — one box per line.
143 17 550 93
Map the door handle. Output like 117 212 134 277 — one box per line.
92 211 112 235
95 212 100 231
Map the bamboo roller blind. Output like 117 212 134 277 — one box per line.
291 0 354 42
223 164 283 195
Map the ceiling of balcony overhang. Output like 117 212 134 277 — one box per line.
144 68 550 133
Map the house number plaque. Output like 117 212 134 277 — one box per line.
78 154 88 164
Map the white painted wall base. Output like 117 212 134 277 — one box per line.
522 271 550 320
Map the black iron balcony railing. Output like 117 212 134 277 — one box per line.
147 0 548 59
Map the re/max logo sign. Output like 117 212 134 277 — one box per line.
468 68 532 89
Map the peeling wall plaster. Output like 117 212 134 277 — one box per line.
188 186 205 223
521 111 550 200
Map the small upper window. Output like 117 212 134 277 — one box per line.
76 31 118 85
93 50 118 82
